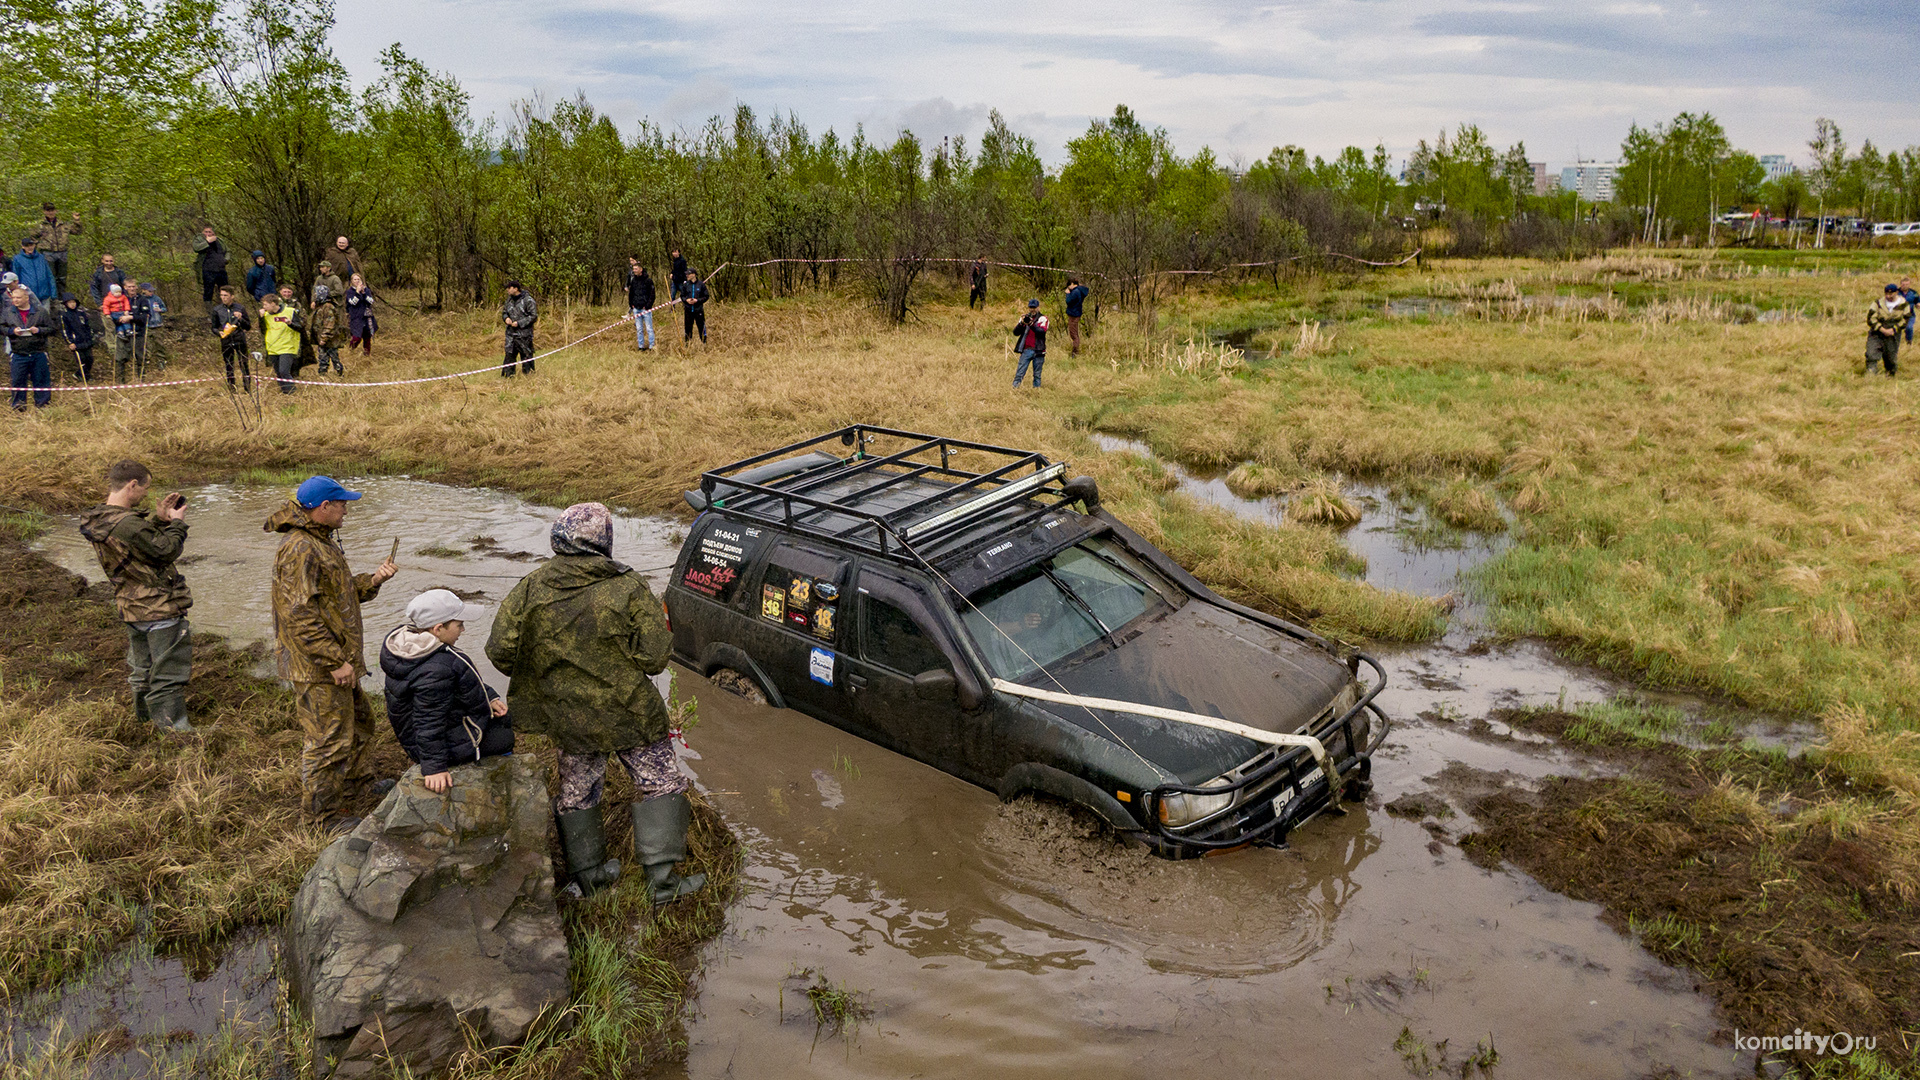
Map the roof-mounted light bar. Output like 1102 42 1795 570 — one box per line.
902 462 1067 541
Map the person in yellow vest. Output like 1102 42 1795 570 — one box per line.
259 292 304 394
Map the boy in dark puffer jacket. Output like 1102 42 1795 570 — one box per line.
380 588 514 792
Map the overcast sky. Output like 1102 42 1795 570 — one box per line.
330 0 1914 169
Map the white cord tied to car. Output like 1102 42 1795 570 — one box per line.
988 679 1332 780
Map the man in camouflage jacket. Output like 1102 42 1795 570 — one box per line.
310 285 344 375
487 503 704 905
267 476 397 829
78 459 193 732
500 281 537 377
1866 283 1911 377
28 203 81 295
312 261 345 308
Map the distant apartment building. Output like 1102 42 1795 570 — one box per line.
1559 162 1620 202
1529 161 1550 197
1759 154 1794 180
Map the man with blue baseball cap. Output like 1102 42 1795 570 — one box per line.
266 475 399 832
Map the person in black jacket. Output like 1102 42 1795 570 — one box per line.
59 293 94 382
669 248 688 297
88 254 127 306
1011 299 1047 389
626 258 656 351
209 286 252 392
3 285 55 408
379 589 514 793
192 226 229 304
680 270 709 343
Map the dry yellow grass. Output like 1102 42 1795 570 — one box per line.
0 294 1440 644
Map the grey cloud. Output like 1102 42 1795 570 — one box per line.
662 77 735 123
332 0 1920 166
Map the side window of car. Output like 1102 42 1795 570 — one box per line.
756 542 846 646
679 516 770 607
861 591 949 676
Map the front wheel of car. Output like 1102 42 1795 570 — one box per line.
710 667 769 706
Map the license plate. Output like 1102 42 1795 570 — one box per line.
1271 767 1325 815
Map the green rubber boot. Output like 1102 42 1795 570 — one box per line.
631 793 706 907
556 807 623 896
149 694 193 733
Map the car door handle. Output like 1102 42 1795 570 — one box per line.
847 674 868 689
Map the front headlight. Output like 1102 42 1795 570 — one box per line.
1157 788 1234 827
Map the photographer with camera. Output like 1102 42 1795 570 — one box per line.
1011 298 1047 389
80 460 195 732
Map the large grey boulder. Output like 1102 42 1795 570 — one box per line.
285 754 569 1078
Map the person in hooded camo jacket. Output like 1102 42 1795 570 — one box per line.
487 502 704 906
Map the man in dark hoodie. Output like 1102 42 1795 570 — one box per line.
245 251 278 301
268 476 398 831
59 293 94 382
381 589 514 792
79 459 193 732
486 503 704 905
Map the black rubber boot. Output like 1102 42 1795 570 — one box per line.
556 807 622 896
631 793 706 907
134 694 151 725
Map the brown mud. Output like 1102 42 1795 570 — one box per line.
1454 709 1920 1072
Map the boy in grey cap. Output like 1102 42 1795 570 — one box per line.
380 588 514 793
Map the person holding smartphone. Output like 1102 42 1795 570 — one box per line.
79 460 195 732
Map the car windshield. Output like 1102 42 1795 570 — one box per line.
960 537 1174 680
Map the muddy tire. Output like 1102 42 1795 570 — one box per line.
709 667 769 706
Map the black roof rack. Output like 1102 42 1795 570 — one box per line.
693 425 1082 565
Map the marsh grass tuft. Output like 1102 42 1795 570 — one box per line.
780 967 873 1044
1291 320 1336 357
1223 461 1292 499
1426 479 1506 534
1285 477 1363 528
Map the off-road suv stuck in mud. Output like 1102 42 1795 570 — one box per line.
665 426 1389 857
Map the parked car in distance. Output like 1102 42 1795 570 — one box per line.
664 426 1390 858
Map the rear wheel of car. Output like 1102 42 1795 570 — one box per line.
710 667 769 706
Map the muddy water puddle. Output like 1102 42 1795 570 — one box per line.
1092 432 1509 599
675 682 1738 1078
21 478 1769 1076
4 933 278 1076
32 478 687 691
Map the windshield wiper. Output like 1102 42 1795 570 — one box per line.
1042 568 1119 646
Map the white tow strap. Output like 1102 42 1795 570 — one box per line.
989 678 1331 779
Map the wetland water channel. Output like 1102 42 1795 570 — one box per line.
21 474 1796 1077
